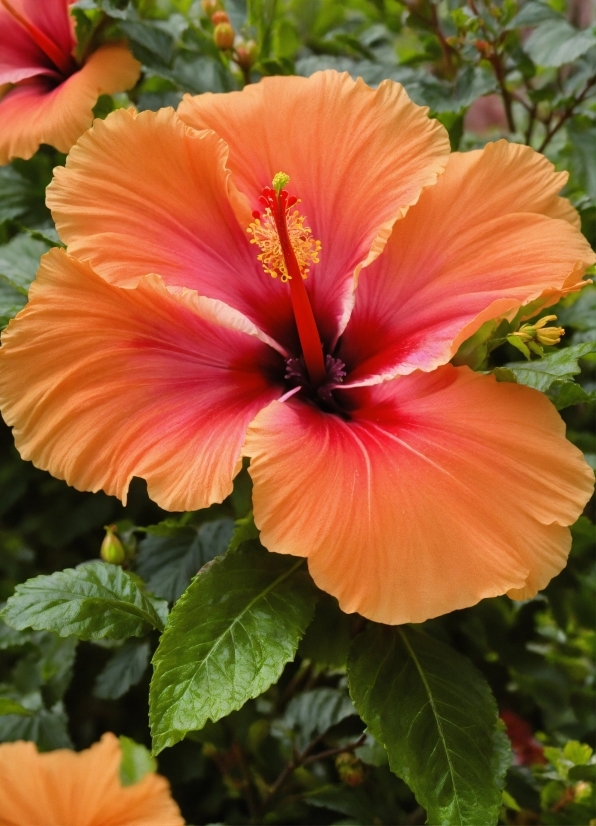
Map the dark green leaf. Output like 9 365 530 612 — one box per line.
568 763 596 781
298 595 351 671
524 20 596 68
0 234 48 293
1 561 166 641
0 282 27 330
0 698 31 716
228 511 259 553
137 517 234 603
499 341 596 393
119 20 175 64
119 735 157 786
94 639 151 699
0 166 39 224
149 542 317 754
0 697 72 751
305 785 377 823
281 688 357 749
509 1 562 27
567 120 596 201
348 625 509 825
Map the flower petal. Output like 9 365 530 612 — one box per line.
0 1 60 85
0 249 283 511
178 70 450 342
0 44 140 163
47 106 307 353
244 366 593 624
0 733 184 825
339 141 595 384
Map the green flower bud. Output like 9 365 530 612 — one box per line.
100 525 126 565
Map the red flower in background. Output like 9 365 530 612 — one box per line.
501 710 547 766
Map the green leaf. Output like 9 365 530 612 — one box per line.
281 687 357 750
0 166 39 224
305 785 377 823
298 595 351 671
524 20 596 68
509 1 562 27
119 19 175 65
348 625 509 826
94 639 151 700
567 120 596 201
499 341 596 394
568 763 596 781
0 233 48 293
1 561 166 641
228 511 259 553
119 735 157 786
0 281 27 330
137 517 234 603
0 698 31 716
150 542 317 754
0 695 72 751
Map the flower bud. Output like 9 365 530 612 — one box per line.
214 22 235 50
335 752 364 787
201 0 221 15
100 525 126 565
211 10 230 24
234 39 258 70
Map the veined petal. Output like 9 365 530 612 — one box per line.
0 44 140 163
0 249 283 511
244 366 593 625
178 70 450 343
47 107 305 353
0 2 61 85
339 141 595 384
0 734 183 825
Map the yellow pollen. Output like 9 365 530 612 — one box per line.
247 201 322 282
272 171 290 194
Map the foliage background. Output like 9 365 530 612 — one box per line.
0 0 595 823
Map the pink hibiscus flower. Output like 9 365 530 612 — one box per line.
0 72 593 624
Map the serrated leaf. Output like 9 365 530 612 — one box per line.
137 517 234 603
1 561 166 641
281 688 357 750
119 735 157 786
94 639 151 700
0 698 31 716
501 342 596 393
150 543 317 754
524 20 596 67
348 625 509 826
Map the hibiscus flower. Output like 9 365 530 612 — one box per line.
0 733 183 825
0 72 593 624
0 0 140 164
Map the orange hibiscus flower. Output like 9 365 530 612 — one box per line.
0 72 593 624
0 0 140 164
0 733 184 826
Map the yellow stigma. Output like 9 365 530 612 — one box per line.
272 171 290 194
247 199 322 282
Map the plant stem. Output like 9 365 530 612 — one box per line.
537 74 596 152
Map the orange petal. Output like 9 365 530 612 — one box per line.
0 733 183 825
244 367 593 624
0 249 282 511
0 43 140 163
178 71 450 340
339 141 595 384
47 106 311 353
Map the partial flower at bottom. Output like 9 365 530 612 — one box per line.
0 733 184 826
0 71 594 624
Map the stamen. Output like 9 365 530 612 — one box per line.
0 0 75 76
248 173 326 386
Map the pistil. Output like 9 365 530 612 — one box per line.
1 0 76 77
249 175 326 386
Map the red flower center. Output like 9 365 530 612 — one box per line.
248 175 328 386
0 0 75 77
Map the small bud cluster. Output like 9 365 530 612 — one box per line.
506 315 565 359
202 1 258 76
